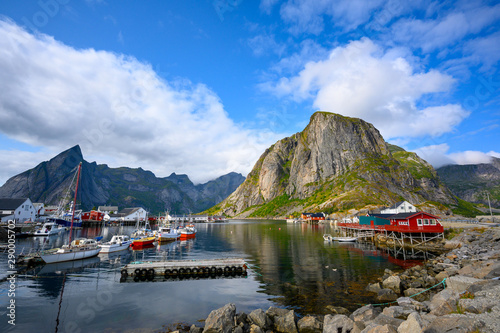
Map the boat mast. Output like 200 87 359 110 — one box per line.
68 162 82 244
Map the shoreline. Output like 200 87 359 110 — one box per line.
178 226 500 333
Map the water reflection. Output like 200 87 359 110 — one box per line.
0 220 424 332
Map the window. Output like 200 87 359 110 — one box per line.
431 219 436 225
417 219 423 226
424 219 429 225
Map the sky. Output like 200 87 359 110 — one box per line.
0 0 499 186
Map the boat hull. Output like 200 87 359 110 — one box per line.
131 237 155 249
100 242 131 253
41 247 101 264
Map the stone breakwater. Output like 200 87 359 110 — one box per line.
176 227 500 333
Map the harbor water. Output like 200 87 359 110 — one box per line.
1 220 417 332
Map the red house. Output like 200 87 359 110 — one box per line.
81 210 105 221
385 212 443 233
301 212 326 221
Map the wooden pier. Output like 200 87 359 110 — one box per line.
120 258 248 282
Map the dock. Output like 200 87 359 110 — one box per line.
120 258 248 282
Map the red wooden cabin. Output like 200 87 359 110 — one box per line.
385 212 443 233
81 210 105 221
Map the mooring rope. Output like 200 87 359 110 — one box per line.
357 278 447 307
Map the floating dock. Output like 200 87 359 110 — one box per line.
120 258 248 282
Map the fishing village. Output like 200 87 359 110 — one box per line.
1 1 500 332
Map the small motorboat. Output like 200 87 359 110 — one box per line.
33 222 64 236
154 226 180 242
100 235 132 253
332 236 357 242
130 236 156 249
323 234 333 241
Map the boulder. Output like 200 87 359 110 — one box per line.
396 312 425 333
370 313 404 328
323 314 354 333
204 303 236 333
266 306 289 320
429 289 460 316
249 324 263 333
190 325 203 333
382 306 413 320
402 288 427 302
382 276 401 294
377 289 398 302
446 275 482 293
274 310 298 333
360 323 398 333
366 282 383 293
350 304 380 322
423 315 485 332
248 309 272 330
458 297 496 314
297 315 322 333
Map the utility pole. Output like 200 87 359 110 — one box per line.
486 192 493 222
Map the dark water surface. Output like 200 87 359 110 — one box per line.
1 220 411 332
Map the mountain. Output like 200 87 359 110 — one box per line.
0 145 245 214
209 112 469 218
437 157 500 209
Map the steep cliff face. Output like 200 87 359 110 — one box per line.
437 157 500 208
217 112 457 217
0 145 245 213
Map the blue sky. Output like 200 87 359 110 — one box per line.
0 0 499 185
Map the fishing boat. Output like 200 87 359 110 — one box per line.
130 236 156 249
40 163 102 263
33 222 64 236
178 224 196 240
100 235 132 253
154 225 180 242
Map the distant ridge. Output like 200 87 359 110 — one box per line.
209 111 466 218
0 145 245 214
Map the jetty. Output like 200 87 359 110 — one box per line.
120 258 248 282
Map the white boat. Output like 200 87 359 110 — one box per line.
40 238 101 263
333 236 357 242
33 222 64 236
99 235 132 253
40 163 102 263
323 234 333 241
154 226 180 242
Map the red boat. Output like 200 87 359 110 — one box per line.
178 225 197 240
130 236 156 249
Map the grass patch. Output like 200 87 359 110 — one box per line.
444 228 464 240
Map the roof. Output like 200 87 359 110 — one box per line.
118 207 143 215
98 206 119 211
302 212 325 217
0 198 29 210
390 212 440 220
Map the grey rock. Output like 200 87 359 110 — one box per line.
458 298 496 314
361 323 398 333
248 309 272 330
370 314 404 328
422 314 485 333
204 303 236 333
323 314 354 333
382 306 414 320
429 289 460 316
266 306 289 320
351 305 381 322
446 275 483 293
190 324 203 333
274 310 298 333
402 288 428 302
377 289 398 302
297 316 323 333
366 282 383 294
249 324 263 333
382 276 401 294
397 312 425 333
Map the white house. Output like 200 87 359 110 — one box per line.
381 201 417 214
109 207 147 222
0 198 36 223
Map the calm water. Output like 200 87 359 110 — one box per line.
0 220 414 332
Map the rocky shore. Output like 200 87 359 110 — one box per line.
180 227 500 333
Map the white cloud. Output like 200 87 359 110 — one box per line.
412 143 499 168
265 38 469 139
0 19 279 185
